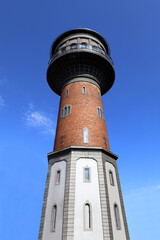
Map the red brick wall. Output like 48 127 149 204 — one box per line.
54 81 110 151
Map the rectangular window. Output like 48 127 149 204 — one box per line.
83 128 89 143
98 92 100 99
84 168 90 181
55 170 61 184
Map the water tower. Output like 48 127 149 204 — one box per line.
38 28 130 240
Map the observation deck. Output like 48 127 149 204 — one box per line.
47 28 115 95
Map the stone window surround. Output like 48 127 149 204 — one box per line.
83 166 91 183
97 106 105 120
83 127 89 143
61 104 71 118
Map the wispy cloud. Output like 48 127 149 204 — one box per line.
24 104 55 135
0 96 5 108
125 184 160 196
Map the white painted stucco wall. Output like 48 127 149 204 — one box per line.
42 161 66 240
105 162 126 240
74 158 104 240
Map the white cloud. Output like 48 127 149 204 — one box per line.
24 104 55 135
0 96 5 108
124 184 160 197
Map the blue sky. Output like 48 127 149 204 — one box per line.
0 0 160 239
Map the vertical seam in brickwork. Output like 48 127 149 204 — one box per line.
114 162 130 240
38 165 51 240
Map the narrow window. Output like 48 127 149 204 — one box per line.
84 203 92 230
83 128 89 143
114 204 121 229
68 105 70 114
55 170 61 184
97 92 100 99
66 89 69 97
82 86 86 94
109 170 114 186
64 106 67 116
84 167 90 182
61 108 64 117
97 107 100 116
100 108 102 118
51 204 57 232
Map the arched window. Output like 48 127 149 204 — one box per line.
80 42 87 49
64 106 67 116
61 47 66 53
92 46 99 52
71 43 77 49
82 86 86 94
55 170 61 184
66 89 69 97
109 170 114 186
68 105 71 114
114 203 121 230
51 204 57 232
84 202 92 230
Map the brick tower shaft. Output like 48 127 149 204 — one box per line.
54 79 110 151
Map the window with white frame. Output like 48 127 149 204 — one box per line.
61 105 71 117
83 127 89 143
84 167 90 182
82 86 86 94
66 89 69 97
51 204 57 232
97 106 105 119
